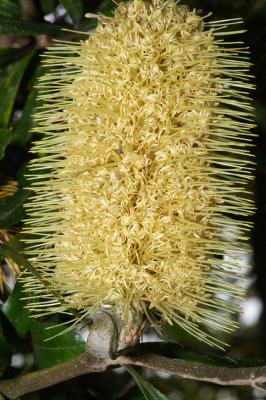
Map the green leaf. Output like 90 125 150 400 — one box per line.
0 324 12 375
0 0 21 17
0 189 32 229
59 0 84 26
0 54 32 129
1 282 31 337
125 366 168 400
16 162 30 187
0 47 31 66
40 0 58 15
98 0 117 16
13 66 42 147
31 320 85 369
3 233 25 253
0 243 31 268
0 16 61 36
0 128 12 160
162 322 192 346
133 342 265 368
256 100 266 130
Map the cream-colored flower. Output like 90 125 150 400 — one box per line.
23 0 255 348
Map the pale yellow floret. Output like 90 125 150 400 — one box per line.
22 0 255 348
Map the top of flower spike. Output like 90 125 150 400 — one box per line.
22 0 255 349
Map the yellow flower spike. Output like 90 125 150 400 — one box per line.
22 0 255 349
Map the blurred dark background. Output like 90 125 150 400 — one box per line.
0 0 265 399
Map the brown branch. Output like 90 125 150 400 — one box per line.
1 350 266 399
120 353 266 387
0 354 115 399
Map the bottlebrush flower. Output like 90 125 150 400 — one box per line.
22 0 255 349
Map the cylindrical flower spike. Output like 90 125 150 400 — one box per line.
22 0 255 349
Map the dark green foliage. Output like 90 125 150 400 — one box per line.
59 0 84 26
31 320 85 369
0 17 61 36
0 55 32 128
40 0 58 15
2 282 31 337
0 325 13 374
0 189 32 228
0 0 21 18
125 366 168 400
0 129 12 160
13 66 42 147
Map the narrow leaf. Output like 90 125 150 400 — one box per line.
40 0 58 15
0 0 21 17
0 243 39 275
98 0 117 16
59 0 84 26
0 47 31 66
0 16 61 36
13 66 42 146
0 128 12 160
125 366 168 400
0 189 32 228
0 324 12 374
1 282 31 337
0 54 32 129
2 233 24 253
31 320 85 369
